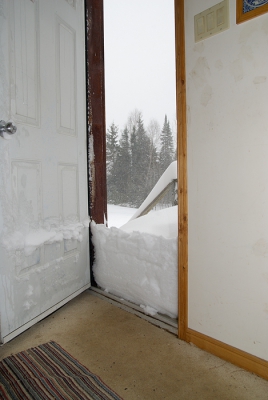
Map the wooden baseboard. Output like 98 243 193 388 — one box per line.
186 328 268 380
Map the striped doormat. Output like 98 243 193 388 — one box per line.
0 341 123 399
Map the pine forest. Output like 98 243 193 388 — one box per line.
106 111 176 208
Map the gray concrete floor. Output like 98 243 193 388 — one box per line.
1 290 268 400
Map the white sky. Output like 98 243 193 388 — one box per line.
104 0 176 133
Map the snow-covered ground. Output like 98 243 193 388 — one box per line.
91 206 178 318
107 204 137 228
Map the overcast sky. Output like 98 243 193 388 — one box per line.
104 0 176 134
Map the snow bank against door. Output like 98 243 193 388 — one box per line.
91 206 178 318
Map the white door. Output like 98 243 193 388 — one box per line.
0 0 90 343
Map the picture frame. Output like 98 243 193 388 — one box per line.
237 0 268 24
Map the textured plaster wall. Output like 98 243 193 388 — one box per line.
185 0 268 360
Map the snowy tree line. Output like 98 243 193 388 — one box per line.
106 110 176 208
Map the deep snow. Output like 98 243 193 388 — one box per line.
120 206 178 238
91 206 178 318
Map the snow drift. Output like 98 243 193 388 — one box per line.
91 206 178 318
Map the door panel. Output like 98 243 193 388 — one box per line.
12 0 39 125
56 17 76 135
0 0 89 342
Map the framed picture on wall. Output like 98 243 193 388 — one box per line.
237 0 268 23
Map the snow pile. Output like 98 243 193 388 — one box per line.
2 219 90 256
120 205 177 238
91 206 178 318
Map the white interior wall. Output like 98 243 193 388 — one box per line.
185 0 268 361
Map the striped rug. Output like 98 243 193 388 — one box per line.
0 341 123 400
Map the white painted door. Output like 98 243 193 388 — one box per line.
0 0 90 343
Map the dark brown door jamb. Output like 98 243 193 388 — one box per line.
85 0 107 225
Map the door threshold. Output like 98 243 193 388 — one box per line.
89 287 178 336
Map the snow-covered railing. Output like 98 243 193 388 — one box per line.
129 161 177 220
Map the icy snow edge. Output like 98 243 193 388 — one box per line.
120 205 178 238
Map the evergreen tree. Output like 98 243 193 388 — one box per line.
129 116 152 206
106 123 119 203
129 124 138 206
106 122 119 175
158 116 176 207
146 138 159 194
106 113 176 208
147 119 161 188
111 127 131 205
159 115 174 174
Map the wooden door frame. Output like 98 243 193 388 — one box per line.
174 0 188 341
84 0 188 333
85 0 107 226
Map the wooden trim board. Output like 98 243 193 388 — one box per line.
187 328 268 380
175 0 188 342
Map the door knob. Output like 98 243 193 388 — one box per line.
0 120 17 139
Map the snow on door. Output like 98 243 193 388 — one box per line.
0 0 90 343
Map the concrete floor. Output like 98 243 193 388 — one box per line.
1 290 268 400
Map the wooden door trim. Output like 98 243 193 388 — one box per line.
175 0 188 341
85 0 107 225
85 0 189 332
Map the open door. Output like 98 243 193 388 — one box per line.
0 0 90 343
